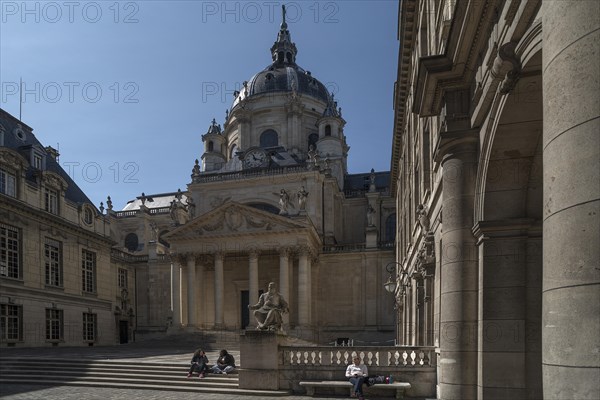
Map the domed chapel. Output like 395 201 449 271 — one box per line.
110 7 397 343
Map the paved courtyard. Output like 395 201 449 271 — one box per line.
0 384 351 400
0 341 393 400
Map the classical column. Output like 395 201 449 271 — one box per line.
279 248 290 300
279 248 291 328
437 133 478 400
298 248 311 326
214 252 224 328
171 260 182 327
248 250 259 328
186 256 197 326
542 1 600 398
196 257 205 327
411 277 418 346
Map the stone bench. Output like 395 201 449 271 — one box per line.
299 380 411 399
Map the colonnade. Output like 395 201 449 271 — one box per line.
170 247 315 329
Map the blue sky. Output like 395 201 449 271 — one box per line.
1 1 399 209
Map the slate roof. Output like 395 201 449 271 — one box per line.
0 108 98 212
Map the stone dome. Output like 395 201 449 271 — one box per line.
231 5 331 109
232 64 330 108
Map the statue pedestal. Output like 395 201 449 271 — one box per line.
239 330 288 390
366 225 378 248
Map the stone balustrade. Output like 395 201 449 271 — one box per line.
281 346 436 368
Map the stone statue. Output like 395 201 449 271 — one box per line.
140 192 147 206
248 282 289 331
149 222 158 241
369 168 376 192
106 196 113 211
416 204 430 233
278 189 290 215
187 196 196 219
297 186 309 211
307 145 319 169
169 200 178 224
367 204 376 226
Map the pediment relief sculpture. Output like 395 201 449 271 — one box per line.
169 202 305 239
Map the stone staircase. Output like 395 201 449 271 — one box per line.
0 357 289 396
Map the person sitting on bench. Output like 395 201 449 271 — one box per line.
345 356 368 400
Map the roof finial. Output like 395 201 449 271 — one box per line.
281 5 287 29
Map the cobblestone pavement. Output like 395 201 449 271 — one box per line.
0 385 352 400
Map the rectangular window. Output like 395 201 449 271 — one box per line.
45 188 58 214
0 304 22 341
0 223 20 279
45 308 63 341
33 154 43 170
82 312 97 342
0 168 16 197
82 250 96 293
118 268 128 288
44 238 62 287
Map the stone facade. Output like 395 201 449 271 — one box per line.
0 109 134 347
392 0 599 399
109 16 397 345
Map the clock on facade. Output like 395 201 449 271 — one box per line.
243 148 268 168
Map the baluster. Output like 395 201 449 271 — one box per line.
283 350 290 365
292 350 299 365
368 351 375 366
315 351 321 365
410 350 416 366
402 350 408 366
419 349 426 366
332 350 340 365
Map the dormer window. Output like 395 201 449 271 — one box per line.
325 125 332 136
208 141 214 152
0 168 16 197
83 207 93 225
45 188 58 214
33 153 43 170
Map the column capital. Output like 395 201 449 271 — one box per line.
248 249 261 260
279 247 292 258
472 218 539 243
433 128 478 164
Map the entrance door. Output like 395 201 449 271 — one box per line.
241 290 250 329
241 289 264 329
119 320 128 344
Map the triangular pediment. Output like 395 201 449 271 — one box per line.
164 201 310 241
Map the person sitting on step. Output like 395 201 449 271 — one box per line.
211 349 236 374
187 348 209 378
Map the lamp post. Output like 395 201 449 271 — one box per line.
385 261 411 345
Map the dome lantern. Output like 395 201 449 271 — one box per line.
270 5 297 66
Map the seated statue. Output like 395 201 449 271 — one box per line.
248 282 289 331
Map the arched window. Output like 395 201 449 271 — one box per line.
208 141 214 152
124 233 139 252
325 125 332 136
385 213 396 242
83 207 93 225
260 130 278 148
308 133 319 150
230 144 238 160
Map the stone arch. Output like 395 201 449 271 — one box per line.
475 38 543 399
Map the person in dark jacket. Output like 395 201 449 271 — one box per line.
211 349 235 374
187 348 209 378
